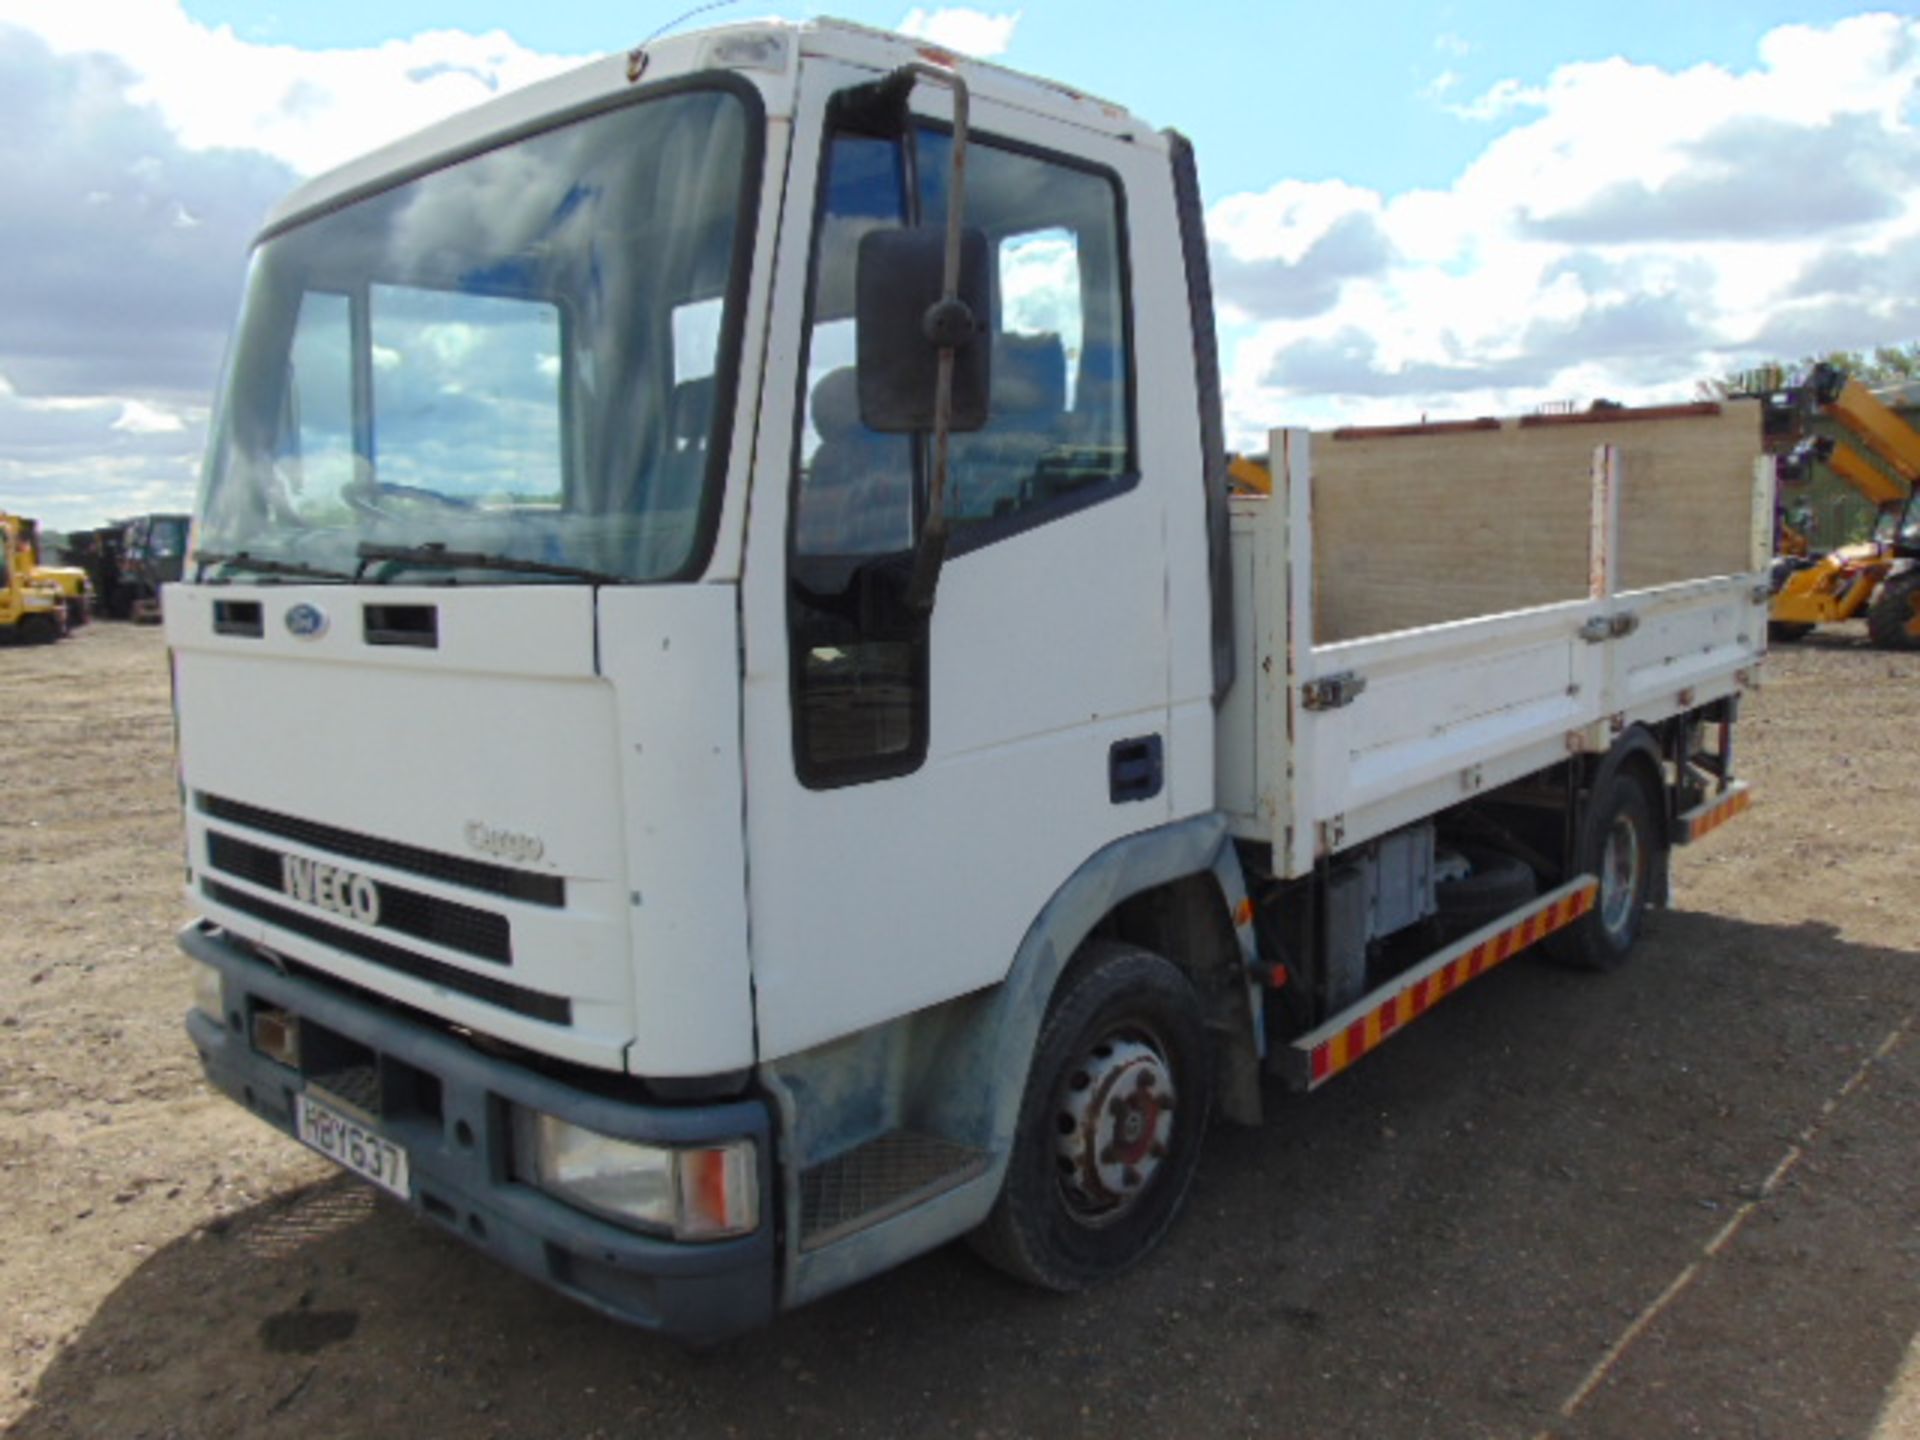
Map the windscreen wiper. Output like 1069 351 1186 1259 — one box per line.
194 550 355 582
354 541 624 586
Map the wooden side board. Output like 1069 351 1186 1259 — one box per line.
1309 402 1761 643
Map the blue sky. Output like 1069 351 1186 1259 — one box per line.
1 1 1917 529
175 0 1889 195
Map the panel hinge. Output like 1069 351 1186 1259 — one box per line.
1302 671 1366 710
1579 611 1640 643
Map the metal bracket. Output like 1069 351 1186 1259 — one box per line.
1302 670 1366 710
1580 612 1640 642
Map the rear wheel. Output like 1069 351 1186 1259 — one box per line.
19 613 58 646
1866 570 1920 651
1767 620 1814 643
1546 768 1661 972
970 942 1213 1291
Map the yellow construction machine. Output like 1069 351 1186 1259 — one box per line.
0 512 68 645
1767 365 1920 649
1 513 92 628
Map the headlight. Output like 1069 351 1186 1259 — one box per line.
512 1112 758 1241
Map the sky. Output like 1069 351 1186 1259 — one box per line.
2 0 1918 530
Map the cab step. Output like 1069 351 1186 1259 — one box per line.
799 1130 988 1251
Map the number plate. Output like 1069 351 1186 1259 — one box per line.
295 1092 410 1201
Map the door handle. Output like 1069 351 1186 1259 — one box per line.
1109 735 1164 804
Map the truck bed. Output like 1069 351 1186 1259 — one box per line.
1218 406 1770 877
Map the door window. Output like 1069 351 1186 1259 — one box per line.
787 119 1133 787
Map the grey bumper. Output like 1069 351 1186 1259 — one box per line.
181 922 775 1343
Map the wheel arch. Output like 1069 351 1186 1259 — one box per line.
967 812 1259 1138
762 813 1257 1309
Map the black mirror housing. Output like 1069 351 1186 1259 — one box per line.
855 225 992 434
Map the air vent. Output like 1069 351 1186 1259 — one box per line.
213 600 264 637
364 604 438 648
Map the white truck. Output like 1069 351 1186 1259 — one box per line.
173 19 1764 1341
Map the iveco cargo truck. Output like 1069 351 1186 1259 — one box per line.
175 19 1764 1341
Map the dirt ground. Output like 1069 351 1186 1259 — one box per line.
2 619 1917 1439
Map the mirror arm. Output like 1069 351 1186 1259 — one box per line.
896 61 971 616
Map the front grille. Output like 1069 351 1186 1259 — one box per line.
203 879 571 1025
206 831 511 964
196 792 564 908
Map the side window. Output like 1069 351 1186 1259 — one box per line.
920 132 1133 539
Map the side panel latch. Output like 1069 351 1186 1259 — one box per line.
1302 671 1366 711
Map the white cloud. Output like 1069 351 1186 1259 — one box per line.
1214 13 1920 440
898 7 1020 59
111 400 188 435
0 0 586 176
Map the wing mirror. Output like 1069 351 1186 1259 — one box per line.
845 61 984 614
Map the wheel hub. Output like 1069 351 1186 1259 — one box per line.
1599 812 1642 938
1054 1036 1175 1220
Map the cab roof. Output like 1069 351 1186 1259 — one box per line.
261 18 1161 239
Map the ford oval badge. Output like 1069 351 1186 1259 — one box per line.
285 603 329 639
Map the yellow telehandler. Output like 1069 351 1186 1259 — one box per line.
1766 365 1920 649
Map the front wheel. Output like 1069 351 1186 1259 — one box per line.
970 942 1213 1291
1866 570 1920 651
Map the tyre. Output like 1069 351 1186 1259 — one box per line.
1767 620 1814 643
1546 767 1661 972
1866 570 1920 651
1435 847 1538 939
19 613 58 646
970 941 1213 1291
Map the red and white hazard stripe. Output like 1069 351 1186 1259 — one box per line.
1288 876 1600 1091
1677 782 1750 844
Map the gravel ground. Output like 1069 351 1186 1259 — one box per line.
2 620 1917 1439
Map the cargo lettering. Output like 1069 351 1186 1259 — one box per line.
281 855 381 926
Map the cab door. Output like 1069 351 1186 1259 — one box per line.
739 61 1185 1062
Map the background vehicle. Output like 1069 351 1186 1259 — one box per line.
116 513 190 623
1765 365 1920 647
58 527 127 619
1 514 92 628
171 20 1761 1342
0 514 67 645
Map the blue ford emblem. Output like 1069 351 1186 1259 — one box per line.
285 603 329 639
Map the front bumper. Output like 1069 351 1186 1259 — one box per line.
182 922 775 1343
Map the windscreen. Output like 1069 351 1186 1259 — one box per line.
197 85 755 584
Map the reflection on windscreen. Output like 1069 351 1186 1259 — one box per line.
198 87 753 584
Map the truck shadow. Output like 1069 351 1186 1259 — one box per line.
14 908 1920 1440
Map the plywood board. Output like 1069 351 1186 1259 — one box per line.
1307 402 1760 642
